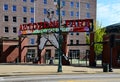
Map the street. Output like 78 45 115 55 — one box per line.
0 74 120 82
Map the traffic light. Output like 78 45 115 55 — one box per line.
109 34 115 47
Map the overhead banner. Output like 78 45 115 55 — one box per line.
19 19 93 35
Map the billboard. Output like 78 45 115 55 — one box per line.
19 19 93 35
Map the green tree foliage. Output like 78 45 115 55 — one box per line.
94 23 106 56
86 23 106 56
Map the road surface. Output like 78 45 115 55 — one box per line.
0 73 120 82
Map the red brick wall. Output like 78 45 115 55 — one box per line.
0 40 18 63
20 37 28 62
103 34 120 68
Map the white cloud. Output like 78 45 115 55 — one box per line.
97 2 120 27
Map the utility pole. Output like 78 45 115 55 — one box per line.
57 0 62 72
54 0 63 72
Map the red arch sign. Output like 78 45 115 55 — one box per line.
19 19 93 35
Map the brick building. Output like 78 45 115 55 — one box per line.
0 0 96 63
103 34 120 68
102 23 120 67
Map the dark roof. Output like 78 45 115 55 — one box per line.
105 23 120 33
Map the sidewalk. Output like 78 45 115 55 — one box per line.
0 64 120 76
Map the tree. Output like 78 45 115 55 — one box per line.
86 23 106 56
94 23 106 56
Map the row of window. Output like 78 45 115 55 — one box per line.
70 40 79 45
23 0 90 9
4 4 84 18
4 5 84 18
4 14 90 24
4 4 34 13
4 4 15 12
4 27 17 33
44 9 90 18
70 32 90 36
44 0 90 9
4 15 34 23
70 32 79 35
44 9 82 17
23 0 34 3
29 38 80 45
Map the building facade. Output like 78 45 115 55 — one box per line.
103 34 120 67
0 0 96 63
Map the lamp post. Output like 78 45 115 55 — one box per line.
55 0 62 72
79 0 80 19
34 0 37 23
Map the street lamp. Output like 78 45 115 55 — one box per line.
54 0 63 72
79 0 80 19
34 0 37 23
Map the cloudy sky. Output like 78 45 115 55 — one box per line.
97 0 120 27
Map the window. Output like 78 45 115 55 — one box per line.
61 1 65 6
70 11 74 17
23 0 27 2
86 3 90 9
44 8 47 14
4 4 8 11
27 49 35 61
70 32 74 35
76 32 79 35
43 0 47 4
30 18 34 23
23 6 27 12
12 5 17 12
70 40 73 45
23 17 27 23
76 12 79 17
30 7 34 13
86 12 90 18
76 2 79 8
69 50 80 58
86 32 90 36
30 0 34 3
62 10 65 16
4 16 9 21
13 27 17 33
76 40 79 44
30 38 35 44
56 10 58 15
70 2 74 8
13 16 17 22
4 27 9 33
